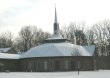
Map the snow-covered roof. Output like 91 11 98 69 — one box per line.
47 34 65 40
82 45 95 56
21 43 95 58
0 53 20 59
0 47 11 53
18 52 25 55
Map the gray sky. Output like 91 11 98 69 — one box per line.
0 0 110 36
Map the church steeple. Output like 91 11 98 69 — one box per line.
44 5 67 43
55 5 57 23
54 5 59 35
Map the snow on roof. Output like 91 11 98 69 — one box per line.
47 34 65 40
18 52 25 55
0 47 11 53
82 45 95 56
21 43 95 58
0 53 20 59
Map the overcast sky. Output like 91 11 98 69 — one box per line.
0 0 110 36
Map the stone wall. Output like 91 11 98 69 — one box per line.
20 56 94 72
0 56 110 72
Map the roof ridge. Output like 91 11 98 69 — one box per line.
51 44 64 56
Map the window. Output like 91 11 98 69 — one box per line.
28 62 32 72
49 61 54 70
44 61 47 70
65 60 69 70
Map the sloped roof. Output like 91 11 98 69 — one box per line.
47 34 65 40
0 53 20 59
21 43 95 58
82 46 95 55
0 47 11 53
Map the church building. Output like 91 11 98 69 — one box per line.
0 6 96 72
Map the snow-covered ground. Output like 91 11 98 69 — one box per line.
0 70 109 78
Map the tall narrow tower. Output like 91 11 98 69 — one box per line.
54 6 59 35
44 5 66 43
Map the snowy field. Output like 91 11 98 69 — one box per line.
0 70 109 78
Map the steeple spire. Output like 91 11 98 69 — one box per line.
55 4 57 23
44 4 66 43
54 5 59 35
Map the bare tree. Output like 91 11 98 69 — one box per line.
87 20 109 56
14 26 50 52
0 31 13 48
61 22 87 45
